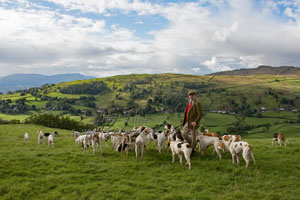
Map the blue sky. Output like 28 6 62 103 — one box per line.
1 0 300 77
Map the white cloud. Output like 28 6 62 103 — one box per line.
202 57 232 72
46 0 163 15
214 21 239 42
191 68 201 73
1 0 300 77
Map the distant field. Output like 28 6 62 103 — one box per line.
262 111 298 119
0 93 23 101
47 92 92 99
246 124 300 139
2 74 300 128
106 112 300 138
244 116 285 125
95 93 115 108
0 124 299 200
63 114 94 124
26 100 46 109
0 113 32 121
203 113 237 127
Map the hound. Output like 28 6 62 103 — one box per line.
111 133 122 150
117 133 135 155
135 129 150 159
169 131 192 169
72 131 81 138
228 141 256 167
272 132 288 146
221 135 242 142
203 132 222 140
37 129 45 144
156 130 168 153
83 132 103 155
24 133 29 142
75 135 86 146
48 135 54 148
197 133 222 160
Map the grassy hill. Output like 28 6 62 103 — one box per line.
1 71 300 199
208 65 300 76
0 124 299 200
1 73 300 136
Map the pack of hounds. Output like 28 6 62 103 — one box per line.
24 130 59 148
24 125 289 169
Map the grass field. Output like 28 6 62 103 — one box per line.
0 124 300 200
0 113 34 121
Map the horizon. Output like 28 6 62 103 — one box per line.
1 65 300 78
1 0 300 77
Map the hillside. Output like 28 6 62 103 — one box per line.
0 73 95 93
208 65 300 76
1 73 300 134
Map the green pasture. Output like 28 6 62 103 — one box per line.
0 93 36 102
104 112 300 137
26 100 46 109
0 93 23 101
95 93 115 108
63 114 94 124
135 99 148 108
113 99 128 107
203 113 237 127
245 124 300 139
262 111 299 119
0 113 32 121
118 92 130 100
244 116 286 125
24 95 37 101
260 96 278 109
55 79 96 87
197 95 211 108
0 124 300 200
47 92 91 99
43 110 64 115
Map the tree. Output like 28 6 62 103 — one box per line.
256 113 262 118
60 81 109 94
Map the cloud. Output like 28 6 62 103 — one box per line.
147 0 300 73
191 68 201 73
214 21 239 42
46 0 163 15
1 0 300 77
202 57 232 72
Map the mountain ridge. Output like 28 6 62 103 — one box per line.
207 65 300 76
0 73 95 93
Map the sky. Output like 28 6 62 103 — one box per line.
1 0 300 77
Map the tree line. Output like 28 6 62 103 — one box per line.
24 114 95 131
60 81 109 94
